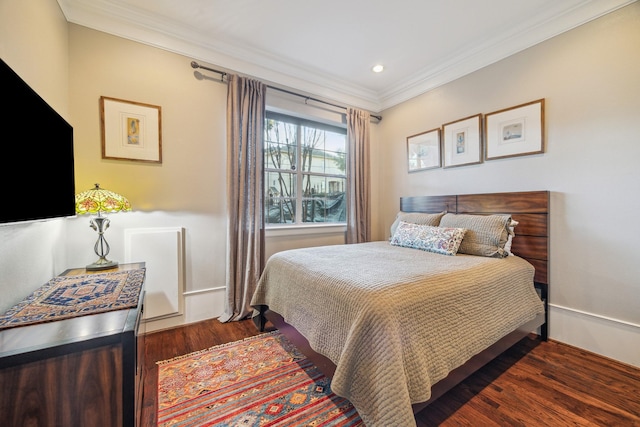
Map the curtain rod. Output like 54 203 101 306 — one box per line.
190 61 382 121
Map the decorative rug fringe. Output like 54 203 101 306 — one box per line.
156 330 279 366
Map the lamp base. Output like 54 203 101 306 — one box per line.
86 257 119 271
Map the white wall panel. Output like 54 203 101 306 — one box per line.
125 227 184 321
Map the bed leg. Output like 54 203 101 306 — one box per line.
253 306 268 332
535 282 549 341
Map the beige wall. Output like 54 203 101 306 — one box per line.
0 0 71 310
378 3 640 365
0 0 69 116
65 26 231 329
69 25 227 213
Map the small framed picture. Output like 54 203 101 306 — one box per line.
100 96 162 163
407 128 441 172
442 114 482 168
485 99 545 160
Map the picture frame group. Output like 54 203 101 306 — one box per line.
406 98 545 172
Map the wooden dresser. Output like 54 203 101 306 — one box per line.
0 262 146 427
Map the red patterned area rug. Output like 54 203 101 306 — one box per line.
157 330 363 426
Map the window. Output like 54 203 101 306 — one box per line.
264 112 347 225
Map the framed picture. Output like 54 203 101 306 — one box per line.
442 114 482 168
100 96 162 163
484 99 544 161
407 128 441 172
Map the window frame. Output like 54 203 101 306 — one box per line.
264 111 348 227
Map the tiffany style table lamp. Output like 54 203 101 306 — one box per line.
75 183 132 270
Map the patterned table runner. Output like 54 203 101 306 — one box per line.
0 268 145 330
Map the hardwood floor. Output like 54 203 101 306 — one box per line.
142 318 640 426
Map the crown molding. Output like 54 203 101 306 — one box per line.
58 0 636 113
378 0 637 110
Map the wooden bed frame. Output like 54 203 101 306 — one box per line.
257 190 549 415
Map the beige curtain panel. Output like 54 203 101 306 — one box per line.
219 74 266 323
346 107 371 244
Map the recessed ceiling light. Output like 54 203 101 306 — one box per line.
372 64 384 73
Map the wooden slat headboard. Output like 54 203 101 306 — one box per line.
400 191 549 286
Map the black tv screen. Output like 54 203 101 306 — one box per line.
1 58 75 224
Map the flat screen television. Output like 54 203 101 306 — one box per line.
1 58 75 224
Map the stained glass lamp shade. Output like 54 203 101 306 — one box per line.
75 183 132 270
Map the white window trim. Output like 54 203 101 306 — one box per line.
265 223 346 237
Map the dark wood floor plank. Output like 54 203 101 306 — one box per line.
523 350 640 417
500 362 638 425
487 375 604 426
141 318 640 427
466 372 591 427
487 343 640 425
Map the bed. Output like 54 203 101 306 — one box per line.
251 190 549 426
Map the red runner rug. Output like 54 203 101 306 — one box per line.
157 330 363 426
0 268 144 330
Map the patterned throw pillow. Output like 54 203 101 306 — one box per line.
390 221 466 256
439 213 512 258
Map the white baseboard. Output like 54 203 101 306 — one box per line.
143 286 226 333
549 304 640 368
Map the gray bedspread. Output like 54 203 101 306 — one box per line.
251 241 544 426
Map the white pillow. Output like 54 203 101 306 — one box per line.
389 211 446 239
439 213 512 258
504 219 519 256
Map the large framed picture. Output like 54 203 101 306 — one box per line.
442 114 482 168
407 128 441 172
100 96 162 163
484 99 545 161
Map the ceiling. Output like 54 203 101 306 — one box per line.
57 0 633 112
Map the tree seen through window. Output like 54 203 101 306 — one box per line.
264 112 347 224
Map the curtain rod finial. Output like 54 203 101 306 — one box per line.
190 61 200 69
